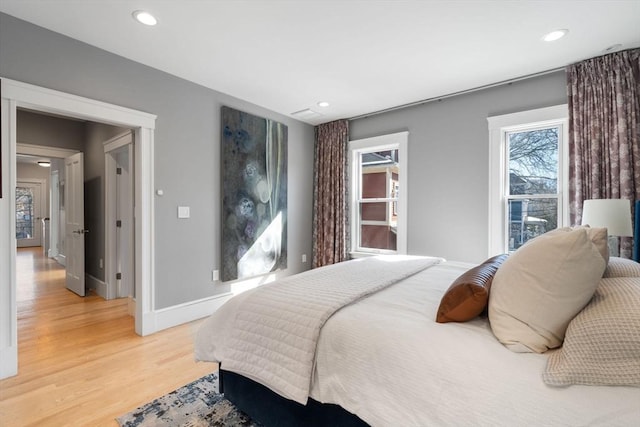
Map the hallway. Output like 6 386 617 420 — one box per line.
0 247 216 426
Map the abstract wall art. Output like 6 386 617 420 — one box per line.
221 106 288 281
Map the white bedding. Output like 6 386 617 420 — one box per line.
195 255 441 403
196 258 640 426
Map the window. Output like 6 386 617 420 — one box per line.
488 105 568 255
349 132 408 256
16 186 35 239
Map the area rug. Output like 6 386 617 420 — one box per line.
116 372 260 426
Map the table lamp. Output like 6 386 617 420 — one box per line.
581 199 633 257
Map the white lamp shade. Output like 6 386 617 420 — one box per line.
581 199 633 237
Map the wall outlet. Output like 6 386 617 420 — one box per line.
99 258 103 269
212 269 219 282
302 254 307 263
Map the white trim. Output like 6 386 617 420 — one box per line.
349 131 408 256
151 293 234 332
1 77 156 379
487 104 568 256
49 170 59 258
54 253 66 267
2 78 155 129
127 297 135 317
86 273 107 299
103 131 132 153
16 143 78 159
0 96 18 379
135 126 155 336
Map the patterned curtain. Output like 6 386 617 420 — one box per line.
568 48 640 258
312 120 349 268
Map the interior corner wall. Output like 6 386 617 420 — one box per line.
0 12 315 309
350 71 568 263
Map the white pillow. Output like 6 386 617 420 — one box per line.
488 228 607 353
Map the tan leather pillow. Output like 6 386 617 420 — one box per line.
436 254 508 323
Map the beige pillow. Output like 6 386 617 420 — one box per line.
542 226 609 263
543 277 640 387
604 256 640 278
488 228 606 353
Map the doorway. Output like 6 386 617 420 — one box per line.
1 78 157 379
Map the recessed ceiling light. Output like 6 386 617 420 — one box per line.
542 29 568 42
37 161 51 168
133 10 157 26
317 101 330 108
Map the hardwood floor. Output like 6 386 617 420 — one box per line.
0 247 217 427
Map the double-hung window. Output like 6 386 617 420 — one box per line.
488 105 568 254
349 131 408 256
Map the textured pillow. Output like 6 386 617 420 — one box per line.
488 228 607 353
604 257 640 278
436 254 508 323
543 277 640 387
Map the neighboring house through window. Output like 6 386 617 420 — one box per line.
349 131 408 256
488 105 568 255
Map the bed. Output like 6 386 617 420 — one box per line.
195 229 640 426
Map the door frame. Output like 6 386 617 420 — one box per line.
104 131 134 301
17 143 80 265
1 78 157 379
15 178 46 247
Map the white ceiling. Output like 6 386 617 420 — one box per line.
1 1 639 125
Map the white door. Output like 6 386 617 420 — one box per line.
16 181 44 247
65 152 86 296
104 131 135 300
115 145 134 298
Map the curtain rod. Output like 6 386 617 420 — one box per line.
348 66 565 121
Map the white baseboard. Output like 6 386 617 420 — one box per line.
86 274 107 299
0 345 18 379
54 254 66 267
127 297 135 317
149 292 234 333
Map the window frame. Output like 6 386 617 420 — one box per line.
349 131 408 257
487 105 569 255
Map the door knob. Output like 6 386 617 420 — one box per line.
73 229 89 234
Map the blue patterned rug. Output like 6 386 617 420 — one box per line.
116 372 260 426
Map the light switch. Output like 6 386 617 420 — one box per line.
178 206 190 218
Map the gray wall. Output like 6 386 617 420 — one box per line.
350 72 568 263
1 13 315 309
17 110 86 151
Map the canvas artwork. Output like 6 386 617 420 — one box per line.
221 106 288 281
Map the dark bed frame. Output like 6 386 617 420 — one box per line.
220 369 370 427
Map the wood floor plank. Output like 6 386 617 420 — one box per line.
0 247 217 427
